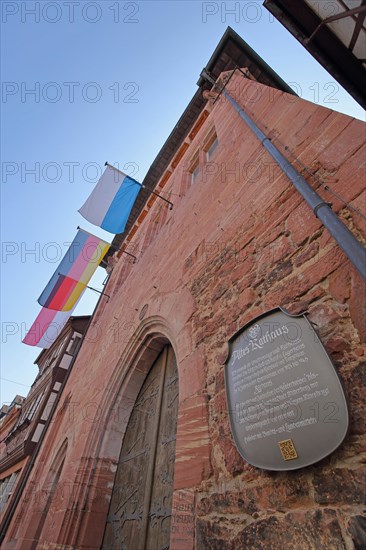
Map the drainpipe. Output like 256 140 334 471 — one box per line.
201 69 366 280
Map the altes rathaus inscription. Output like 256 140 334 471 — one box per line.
224 308 349 470
231 324 289 363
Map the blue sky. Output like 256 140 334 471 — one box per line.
1 0 364 406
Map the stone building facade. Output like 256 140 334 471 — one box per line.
1 31 365 550
0 397 25 517
0 317 90 535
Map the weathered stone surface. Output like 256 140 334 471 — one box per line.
286 201 322 246
261 260 293 290
350 190 366 238
197 478 311 516
174 395 212 489
232 509 346 550
324 336 351 358
313 468 366 505
347 515 366 550
349 269 366 342
214 421 244 478
308 302 342 330
300 246 347 291
170 489 195 550
328 264 351 304
196 517 237 550
294 241 319 268
342 362 366 436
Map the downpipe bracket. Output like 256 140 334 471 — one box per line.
313 202 333 217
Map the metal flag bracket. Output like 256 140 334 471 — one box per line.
85 284 111 302
57 273 111 303
105 162 174 209
108 243 137 263
121 249 137 263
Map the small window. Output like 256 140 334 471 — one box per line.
189 153 200 185
0 471 19 513
206 136 218 161
191 163 200 184
67 336 81 356
204 128 219 161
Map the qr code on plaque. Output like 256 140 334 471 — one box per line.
278 439 298 461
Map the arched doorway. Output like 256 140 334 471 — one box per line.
102 344 179 549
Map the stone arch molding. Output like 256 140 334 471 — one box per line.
98 314 178 456
70 315 180 548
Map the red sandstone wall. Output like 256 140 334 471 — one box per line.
4 74 365 549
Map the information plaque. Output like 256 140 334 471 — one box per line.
224 308 349 470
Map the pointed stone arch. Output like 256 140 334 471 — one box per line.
102 343 179 548
70 317 180 549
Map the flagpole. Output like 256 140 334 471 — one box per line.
105 161 173 209
120 250 137 263
108 243 137 263
76 225 111 243
76 228 137 263
56 272 110 302
85 284 111 301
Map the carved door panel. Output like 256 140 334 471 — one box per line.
102 345 179 550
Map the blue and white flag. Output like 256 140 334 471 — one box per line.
78 164 141 234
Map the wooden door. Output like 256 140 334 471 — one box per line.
102 345 179 550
